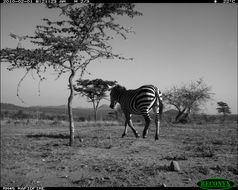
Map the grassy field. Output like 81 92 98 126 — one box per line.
1 119 237 187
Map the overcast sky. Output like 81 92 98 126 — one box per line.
1 3 237 114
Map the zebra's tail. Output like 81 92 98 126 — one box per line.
154 87 163 115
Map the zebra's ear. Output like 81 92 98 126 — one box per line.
107 84 114 90
107 82 117 90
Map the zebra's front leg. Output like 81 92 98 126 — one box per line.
142 115 151 138
122 120 128 138
128 119 140 138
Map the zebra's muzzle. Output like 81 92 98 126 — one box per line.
110 104 114 109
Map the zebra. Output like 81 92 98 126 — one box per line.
109 84 163 140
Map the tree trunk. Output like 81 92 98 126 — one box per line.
68 68 75 146
92 102 98 122
175 108 186 123
94 109 97 122
222 113 226 124
179 113 189 124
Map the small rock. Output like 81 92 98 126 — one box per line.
170 161 181 171
93 166 100 171
60 175 68 178
101 177 110 181
81 164 87 168
182 178 191 184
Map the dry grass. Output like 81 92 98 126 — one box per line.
1 120 237 187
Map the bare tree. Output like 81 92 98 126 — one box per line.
74 78 117 122
163 78 213 123
0 3 142 146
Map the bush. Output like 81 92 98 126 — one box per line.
13 110 31 120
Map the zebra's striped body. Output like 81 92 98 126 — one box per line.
110 85 163 140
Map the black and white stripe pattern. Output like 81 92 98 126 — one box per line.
110 85 163 140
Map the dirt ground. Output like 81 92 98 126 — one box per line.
1 120 237 187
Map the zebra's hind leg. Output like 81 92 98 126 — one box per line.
142 115 151 138
122 120 128 138
154 114 160 140
153 106 161 140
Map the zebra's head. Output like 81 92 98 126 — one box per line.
109 85 126 109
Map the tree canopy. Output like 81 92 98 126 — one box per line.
217 101 231 115
1 3 142 80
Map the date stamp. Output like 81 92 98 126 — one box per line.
223 0 236 3
214 0 237 3
3 187 45 190
3 0 90 3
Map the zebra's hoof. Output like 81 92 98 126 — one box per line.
136 134 140 138
155 136 159 140
143 135 147 139
121 134 126 138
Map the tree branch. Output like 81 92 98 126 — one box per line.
17 70 30 103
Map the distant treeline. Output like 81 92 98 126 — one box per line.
0 109 114 122
1 105 237 124
1 103 114 122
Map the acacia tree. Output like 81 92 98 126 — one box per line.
216 101 231 123
0 3 142 146
74 78 117 122
163 79 213 123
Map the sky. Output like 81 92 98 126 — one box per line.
1 3 237 114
